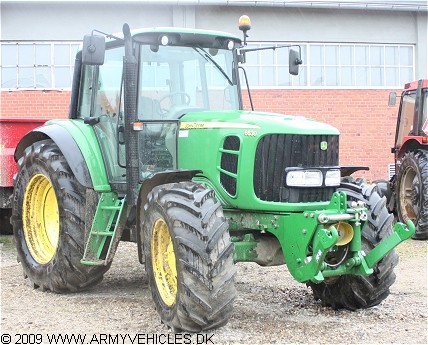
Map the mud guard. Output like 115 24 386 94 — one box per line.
340 165 369 176
14 124 92 188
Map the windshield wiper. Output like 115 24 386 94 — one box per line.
193 46 233 86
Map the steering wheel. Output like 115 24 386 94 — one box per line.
158 92 191 115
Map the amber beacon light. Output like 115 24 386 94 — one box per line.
238 15 251 45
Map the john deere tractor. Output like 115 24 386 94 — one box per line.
12 17 414 332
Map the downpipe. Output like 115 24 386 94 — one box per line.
123 23 139 207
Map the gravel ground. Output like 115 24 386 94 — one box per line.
1 233 427 345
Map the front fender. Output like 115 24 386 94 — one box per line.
15 121 110 192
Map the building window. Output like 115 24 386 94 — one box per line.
1 41 415 90
1 42 80 89
243 44 308 87
242 42 414 88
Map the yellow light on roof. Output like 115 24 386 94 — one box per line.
238 15 251 32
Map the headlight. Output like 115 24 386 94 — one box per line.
285 168 341 187
286 170 323 187
325 169 341 186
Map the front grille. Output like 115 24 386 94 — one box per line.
253 134 339 202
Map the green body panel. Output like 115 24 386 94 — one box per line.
178 110 339 212
230 233 259 262
45 119 110 192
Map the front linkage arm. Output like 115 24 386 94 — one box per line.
364 219 415 268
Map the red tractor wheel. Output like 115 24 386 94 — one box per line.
396 150 428 240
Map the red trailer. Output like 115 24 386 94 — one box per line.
1 118 48 233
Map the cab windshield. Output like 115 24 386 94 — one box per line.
137 44 240 120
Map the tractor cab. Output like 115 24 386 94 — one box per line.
76 28 243 192
391 79 428 157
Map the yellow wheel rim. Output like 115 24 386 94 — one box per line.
151 218 177 306
23 174 59 264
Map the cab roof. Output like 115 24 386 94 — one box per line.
105 26 242 46
404 79 428 91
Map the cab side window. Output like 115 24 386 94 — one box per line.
78 46 126 184
78 64 96 118
396 92 416 148
78 47 124 118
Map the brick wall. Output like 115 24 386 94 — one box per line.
0 90 70 120
1 89 400 181
243 89 401 181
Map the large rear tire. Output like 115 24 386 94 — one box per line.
307 180 399 310
142 181 236 332
12 139 109 292
396 150 428 240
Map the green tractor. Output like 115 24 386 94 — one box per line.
12 17 414 332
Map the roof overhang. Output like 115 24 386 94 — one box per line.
2 0 427 12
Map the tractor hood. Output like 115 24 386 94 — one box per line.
179 110 339 136
177 110 340 211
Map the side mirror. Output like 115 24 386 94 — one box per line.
388 92 397 106
82 34 105 65
289 49 302 76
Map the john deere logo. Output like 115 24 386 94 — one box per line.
320 141 328 150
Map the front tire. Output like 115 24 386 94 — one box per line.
12 139 109 292
396 150 428 240
308 181 399 310
142 182 236 332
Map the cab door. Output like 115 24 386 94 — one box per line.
77 46 127 189
395 91 416 151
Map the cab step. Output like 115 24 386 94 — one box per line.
81 193 126 266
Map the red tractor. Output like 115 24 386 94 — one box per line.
387 79 428 240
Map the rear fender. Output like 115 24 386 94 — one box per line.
396 138 427 160
15 122 110 192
